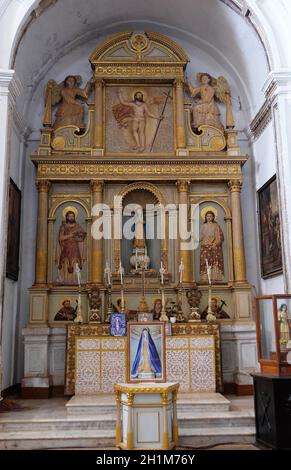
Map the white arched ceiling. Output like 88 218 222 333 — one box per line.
0 0 275 124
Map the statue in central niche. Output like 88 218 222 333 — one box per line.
113 90 162 152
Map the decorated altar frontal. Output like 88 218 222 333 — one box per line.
65 323 221 395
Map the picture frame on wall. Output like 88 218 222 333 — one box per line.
257 175 283 278
127 322 166 383
6 179 22 281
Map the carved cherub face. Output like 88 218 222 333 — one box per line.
201 74 211 85
65 76 76 88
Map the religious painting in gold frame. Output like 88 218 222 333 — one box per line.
127 321 166 383
257 175 283 278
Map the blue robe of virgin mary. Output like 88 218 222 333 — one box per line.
131 328 162 378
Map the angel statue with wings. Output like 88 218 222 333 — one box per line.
45 75 95 131
186 73 234 132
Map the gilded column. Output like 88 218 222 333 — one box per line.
172 389 179 447
161 391 169 450
175 79 186 150
94 79 104 149
91 180 104 284
115 391 122 446
126 392 134 450
35 180 50 285
176 180 193 285
228 180 246 283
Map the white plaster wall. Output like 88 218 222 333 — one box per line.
2 123 23 388
251 121 285 294
15 140 38 383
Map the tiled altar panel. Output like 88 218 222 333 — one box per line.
75 337 126 395
74 335 215 395
166 336 216 392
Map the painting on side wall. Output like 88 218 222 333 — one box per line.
258 175 283 278
6 179 22 281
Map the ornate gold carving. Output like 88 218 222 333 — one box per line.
94 65 184 78
114 383 179 395
185 110 227 151
129 33 149 53
90 180 104 193
37 162 242 180
126 392 135 406
176 180 190 193
161 391 168 405
174 78 185 88
51 136 65 151
89 31 189 65
65 324 110 395
36 180 51 192
48 109 94 153
116 182 164 206
228 180 243 192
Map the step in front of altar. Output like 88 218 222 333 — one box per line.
65 392 231 416
0 394 255 449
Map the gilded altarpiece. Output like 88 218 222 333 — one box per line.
23 31 253 397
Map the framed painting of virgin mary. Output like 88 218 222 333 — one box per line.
127 322 166 383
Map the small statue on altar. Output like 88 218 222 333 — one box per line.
186 73 234 132
130 206 150 270
88 285 102 323
201 297 230 320
46 75 94 131
278 303 290 346
54 299 77 321
151 298 163 320
186 288 202 322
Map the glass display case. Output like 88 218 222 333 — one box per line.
255 295 291 375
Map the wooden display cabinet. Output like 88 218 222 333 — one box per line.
255 294 291 376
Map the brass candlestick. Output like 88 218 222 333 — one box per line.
138 259 149 313
74 288 84 324
206 260 216 322
176 284 185 323
105 283 112 323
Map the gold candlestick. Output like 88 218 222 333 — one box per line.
138 259 149 313
74 289 84 324
159 261 168 322
176 284 185 323
206 260 216 322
